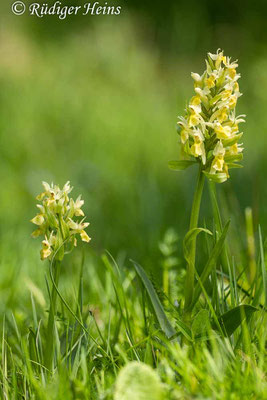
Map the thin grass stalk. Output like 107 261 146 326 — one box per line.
245 207 257 284
163 267 169 297
44 259 61 371
184 165 205 314
208 181 230 273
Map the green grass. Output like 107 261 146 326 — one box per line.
0 210 266 399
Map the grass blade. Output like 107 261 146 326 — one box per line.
131 260 176 339
218 305 258 337
183 227 212 267
191 221 230 309
259 226 267 309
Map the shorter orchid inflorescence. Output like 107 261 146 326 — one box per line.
31 181 91 261
177 49 245 183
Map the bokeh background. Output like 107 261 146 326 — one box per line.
1 0 267 295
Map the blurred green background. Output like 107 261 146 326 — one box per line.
1 0 267 278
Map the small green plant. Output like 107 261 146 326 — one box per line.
31 181 91 370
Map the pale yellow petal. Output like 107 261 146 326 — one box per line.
80 230 91 243
31 229 42 238
31 214 45 226
40 247 52 260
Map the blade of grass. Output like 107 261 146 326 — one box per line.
131 260 176 339
259 226 267 309
191 221 230 309
219 305 258 337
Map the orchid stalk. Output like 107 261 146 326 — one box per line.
170 49 245 319
31 181 91 370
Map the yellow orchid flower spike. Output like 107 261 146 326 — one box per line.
31 181 91 261
170 50 246 321
175 49 245 184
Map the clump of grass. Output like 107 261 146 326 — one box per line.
0 242 266 398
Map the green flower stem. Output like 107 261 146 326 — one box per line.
184 166 205 313
44 259 61 371
208 181 230 271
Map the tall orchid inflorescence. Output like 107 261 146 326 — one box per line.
177 49 245 183
31 181 91 261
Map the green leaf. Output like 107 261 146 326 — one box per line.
191 309 211 340
191 221 230 309
222 132 243 147
218 305 258 336
224 153 243 163
183 228 212 266
203 172 228 183
173 316 192 341
131 260 176 339
168 160 196 171
227 163 243 169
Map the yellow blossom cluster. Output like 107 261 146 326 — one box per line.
177 49 245 183
31 181 91 261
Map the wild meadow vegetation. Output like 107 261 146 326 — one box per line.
1 8 267 400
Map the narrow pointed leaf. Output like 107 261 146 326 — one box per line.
222 132 243 147
227 163 243 169
218 305 258 336
191 221 230 309
131 260 176 339
224 153 243 163
168 160 196 171
173 316 192 341
183 227 212 265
